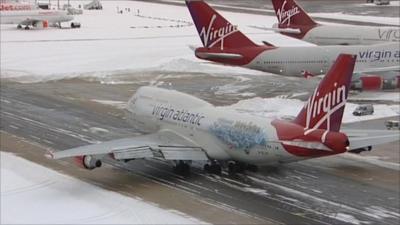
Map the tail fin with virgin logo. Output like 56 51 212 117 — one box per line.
271 0 317 28
186 0 258 49
294 54 356 132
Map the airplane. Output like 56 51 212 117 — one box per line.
185 0 400 80
267 0 400 46
0 2 74 29
47 54 399 175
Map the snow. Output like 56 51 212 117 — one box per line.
220 97 399 124
0 152 206 224
310 12 400 26
2 0 397 82
0 0 289 80
350 92 400 103
91 99 127 109
341 153 400 171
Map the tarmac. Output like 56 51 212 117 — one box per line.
1 76 399 225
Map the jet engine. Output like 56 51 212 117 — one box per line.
33 20 49 28
74 155 102 170
351 76 400 91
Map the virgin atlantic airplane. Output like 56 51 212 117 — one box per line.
48 54 399 175
270 0 400 45
186 0 399 78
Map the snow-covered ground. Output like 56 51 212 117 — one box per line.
1 0 304 79
219 96 400 124
310 12 400 26
0 152 206 224
4 0 398 80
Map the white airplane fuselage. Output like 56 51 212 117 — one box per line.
245 42 399 77
126 87 298 166
301 25 400 46
0 10 73 25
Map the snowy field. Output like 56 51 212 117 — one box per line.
1 1 398 105
0 152 206 224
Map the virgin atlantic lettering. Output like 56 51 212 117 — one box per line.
152 104 205 126
276 0 300 26
199 14 238 48
358 49 400 62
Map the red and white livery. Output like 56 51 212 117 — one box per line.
270 0 400 45
186 0 399 78
0 1 73 29
48 54 399 175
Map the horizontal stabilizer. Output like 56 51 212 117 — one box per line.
249 25 301 34
196 52 243 60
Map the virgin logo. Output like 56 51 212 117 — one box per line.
199 14 238 49
276 0 300 26
304 83 346 130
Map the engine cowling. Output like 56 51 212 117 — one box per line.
359 76 382 91
74 155 102 170
352 76 400 91
33 20 49 28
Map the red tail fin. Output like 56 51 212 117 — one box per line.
186 0 258 49
294 54 356 132
271 0 317 28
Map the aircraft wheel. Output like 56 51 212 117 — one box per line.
173 161 191 176
209 164 221 175
17 25 22 29
246 164 259 172
228 162 246 175
24 26 30 30
203 164 210 172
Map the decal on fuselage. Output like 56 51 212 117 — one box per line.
209 118 267 154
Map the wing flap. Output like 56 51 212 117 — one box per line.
160 146 208 160
344 129 400 150
113 146 153 160
50 130 209 161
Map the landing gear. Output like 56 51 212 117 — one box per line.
204 161 222 175
24 26 30 30
173 161 191 176
228 161 258 175
17 24 22 29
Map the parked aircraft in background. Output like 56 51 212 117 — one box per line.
186 0 399 84
0 1 73 29
268 0 400 45
48 54 399 175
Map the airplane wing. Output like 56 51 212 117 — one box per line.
343 129 400 150
19 19 41 26
48 129 209 161
354 65 400 74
